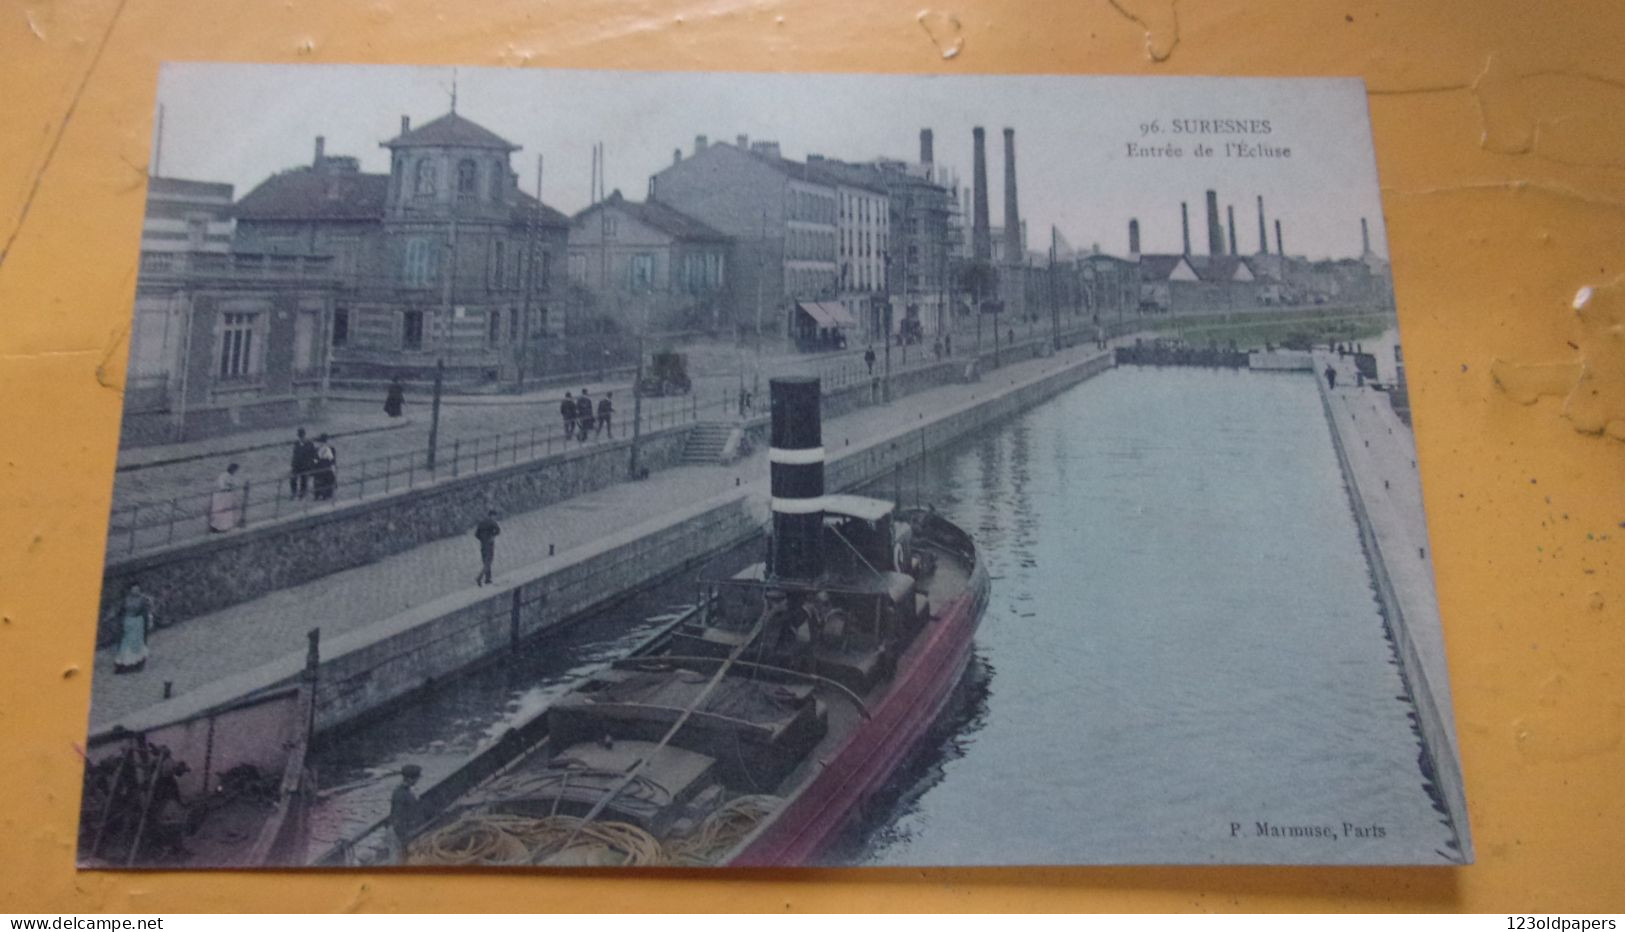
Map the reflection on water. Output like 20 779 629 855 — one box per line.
849 365 1453 865
310 363 1453 866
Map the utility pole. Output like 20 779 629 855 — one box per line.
517 153 542 392
628 328 643 479
440 216 459 354
1050 225 1060 351
426 357 444 470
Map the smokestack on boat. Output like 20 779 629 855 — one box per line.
769 377 825 581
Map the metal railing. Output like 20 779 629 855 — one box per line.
105 392 736 560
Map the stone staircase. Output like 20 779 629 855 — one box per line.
681 422 735 464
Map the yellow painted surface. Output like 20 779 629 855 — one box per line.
2 0 1622 912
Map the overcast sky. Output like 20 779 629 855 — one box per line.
154 65 1388 261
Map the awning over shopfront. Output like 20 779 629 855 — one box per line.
796 301 858 329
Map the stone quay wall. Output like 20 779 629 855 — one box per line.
99 421 694 640
94 347 1116 738
1316 378 1472 860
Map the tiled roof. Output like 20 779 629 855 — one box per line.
233 165 568 227
1137 254 1189 281
384 112 519 151
573 193 728 241
232 168 389 221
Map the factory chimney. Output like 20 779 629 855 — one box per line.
1227 205 1237 255
972 128 992 262
920 128 934 166
768 377 824 581
1181 202 1191 256
1206 189 1224 255
1128 218 1141 260
1256 196 1268 254
1003 128 1021 265
400 115 410 136
1361 217 1371 256
1275 219 1285 257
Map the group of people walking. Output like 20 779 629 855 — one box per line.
559 389 613 443
289 428 339 502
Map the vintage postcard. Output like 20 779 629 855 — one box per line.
80 65 1469 868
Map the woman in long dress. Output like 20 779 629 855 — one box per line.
110 584 156 674
208 462 243 532
312 435 337 501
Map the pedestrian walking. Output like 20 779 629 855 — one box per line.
559 392 576 441
106 582 157 675
596 392 614 438
289 428 317 499
312 434 338 500
384 376 406 418
575 390 594 444
864 346 876 375
208 463 243 532
388 764 424 864
1324 364 1338 390
473 509 501 586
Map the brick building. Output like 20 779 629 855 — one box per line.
567 191 731 334
121 249 339 447
141 177 233 254
650 136 849 344
232 112 571 382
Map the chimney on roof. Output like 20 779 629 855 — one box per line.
673 148 682 165
737 134 749 149
313 135 326 169
1181 201 1191 256
1361 217 1371 255
1206 189 1223 255
1275 219 1284 257
972 128 992 263
1002 128 1021 267
920 128 934 166
1256 196 1268 254
750 140 780 159
694 134 708 154
400 115 410 136
1128 219 1141 260
1227 205 1237 255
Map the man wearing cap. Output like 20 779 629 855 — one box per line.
389 764 424 864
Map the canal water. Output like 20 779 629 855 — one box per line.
310 362 1454 866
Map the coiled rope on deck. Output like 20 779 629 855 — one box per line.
408 794 781 867
408 812 666 867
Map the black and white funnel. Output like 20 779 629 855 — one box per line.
768 376 824 581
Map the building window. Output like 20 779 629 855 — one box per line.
509 307 520 342
457 159 477 197
404 238 436 287
488 308 501 345
187 217 208 250
218 313 258 380
492 240 506 289
568 252 587 284
332 307 349 347
540 251 552 289
630 253 655 291
402 310 424 350
414 158 437 197
491 162 504 201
